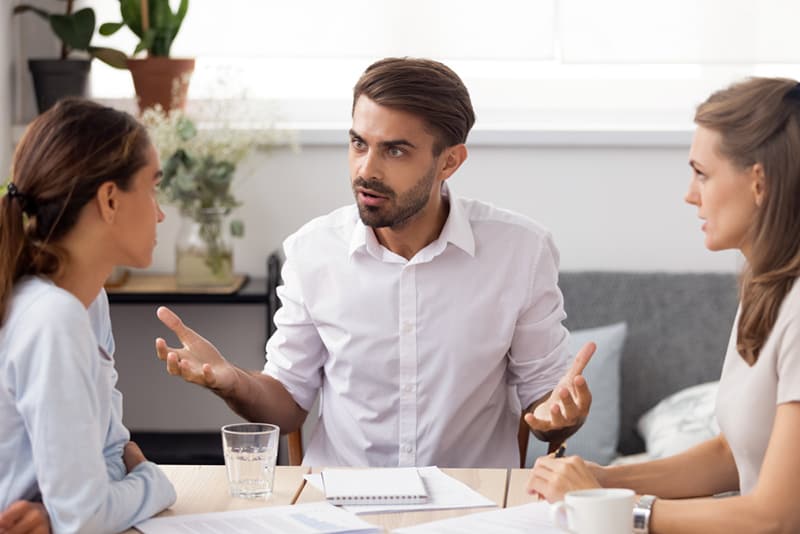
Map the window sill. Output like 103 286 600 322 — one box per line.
12 123 692 149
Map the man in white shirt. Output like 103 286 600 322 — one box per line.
156 57 595 468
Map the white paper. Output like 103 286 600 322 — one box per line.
304 466 497 515
393 502 561 533
134 501 381 534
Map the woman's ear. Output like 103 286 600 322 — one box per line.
95 182 119 223
751 163 766 207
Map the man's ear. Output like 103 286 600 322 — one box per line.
751 163 766 207
438 144 468 182
95 182 119 223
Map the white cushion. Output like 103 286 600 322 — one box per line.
637 381 720 459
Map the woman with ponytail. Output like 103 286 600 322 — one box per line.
0 98 175 533
528 77 800 533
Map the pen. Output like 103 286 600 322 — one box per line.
530 442 568 500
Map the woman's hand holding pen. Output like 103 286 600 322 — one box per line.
527 452 605 503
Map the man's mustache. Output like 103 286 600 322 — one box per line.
353 178 395 198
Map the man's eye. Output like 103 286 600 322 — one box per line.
351 139 365 149
388 147 404 157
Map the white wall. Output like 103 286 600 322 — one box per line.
1 4 11 174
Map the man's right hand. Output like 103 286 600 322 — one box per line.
155 306 238 395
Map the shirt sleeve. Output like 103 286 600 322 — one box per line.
506 232 570 410
11 298 175 534
776 283 800 405
262 238 326 411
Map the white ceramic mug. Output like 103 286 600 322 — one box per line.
550 488 635 534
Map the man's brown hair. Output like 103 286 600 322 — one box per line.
353 57 475 155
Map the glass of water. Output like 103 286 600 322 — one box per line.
221 423 280 499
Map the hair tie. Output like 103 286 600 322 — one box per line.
6 182 38 215
786 82 800 102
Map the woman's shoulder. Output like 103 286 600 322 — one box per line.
2 278 92 359
777 278 800 323
8 277 86 322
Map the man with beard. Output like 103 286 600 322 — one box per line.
155 57 595 468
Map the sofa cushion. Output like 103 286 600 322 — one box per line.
526 322 627 466
559 272 738 454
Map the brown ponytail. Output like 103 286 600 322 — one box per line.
695 78 800 364
0 98 151 326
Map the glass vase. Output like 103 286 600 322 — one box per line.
175 208 234 287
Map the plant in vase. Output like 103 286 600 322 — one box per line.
100 0 192 112
13 1 127 113
141 106 258 287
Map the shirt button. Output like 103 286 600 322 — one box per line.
402 321 413 334
403 384 413 392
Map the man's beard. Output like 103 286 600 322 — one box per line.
353 165 437 229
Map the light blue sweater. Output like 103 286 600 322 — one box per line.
0 277 176 533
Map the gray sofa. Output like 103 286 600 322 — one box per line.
558 271 739 455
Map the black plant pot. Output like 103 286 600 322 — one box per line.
28 59 91 114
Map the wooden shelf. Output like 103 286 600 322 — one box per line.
106 273 268 304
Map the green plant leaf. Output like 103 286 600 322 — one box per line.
89 46 128 69
98 21 125 36
230 219 244 238
50 8 95 51
134 28 157 55
120 0 144 38
12 5 52 22
176 117 197 141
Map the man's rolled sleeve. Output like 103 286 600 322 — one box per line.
507 233 570 409
262 249 326 412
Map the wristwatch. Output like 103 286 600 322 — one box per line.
633 494 657 534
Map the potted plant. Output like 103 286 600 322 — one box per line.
13 1 127 113
100 0 192 113
140 106 259 286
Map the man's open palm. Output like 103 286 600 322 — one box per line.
525 341 595 433
155 306 238 395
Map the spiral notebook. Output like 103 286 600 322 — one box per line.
321 468 428 505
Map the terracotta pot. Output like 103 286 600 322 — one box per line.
126 57 195 113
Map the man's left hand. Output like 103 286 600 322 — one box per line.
525 341 595 435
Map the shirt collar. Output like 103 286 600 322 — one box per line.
347 182 476 260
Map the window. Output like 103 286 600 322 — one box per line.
80 0 800 131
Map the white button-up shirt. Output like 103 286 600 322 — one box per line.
263 186 569 467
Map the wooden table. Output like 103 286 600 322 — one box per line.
123 465 531 532
506 468 540 508
295 468 508 532
121 465 308 533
